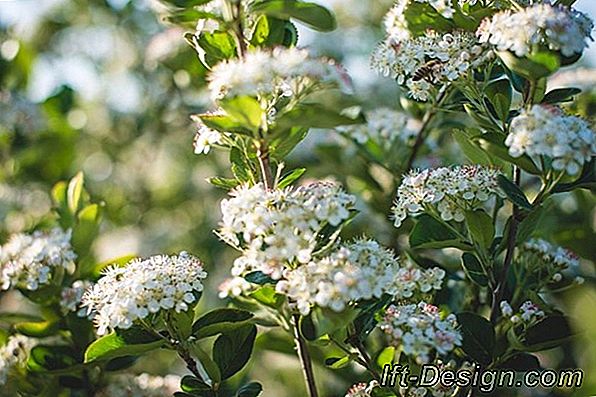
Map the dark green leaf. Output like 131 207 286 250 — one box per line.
181 375 211 393
497 174 533 211
464 209 494 249
192 308 254 339
516 204 546 244
244 271 275 285
523 315 573 351
28 345 79 372
542 88 582 104
409 214 471 250
236 382 263 397
498 353 541 371
84 327 165 363
213 325 257 379
485 79 512 122
461 253 488 287
160 0 214 7
456 312 495 365
475 133 540 175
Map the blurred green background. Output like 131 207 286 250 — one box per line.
0 0 594 396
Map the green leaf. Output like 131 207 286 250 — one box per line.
250 16 296 48
485 79 512 122
456 312 495 365
89 254 136 279
475 133 540 175
453 129 494 166
192 308 254 339
516 204 546 244
464 209 494 249
402 2 455 36
304 306 359 340
523 315 573 351
497 174 532 211
325 354 358 369
27 345 79 373
72 203 103 255
84 327 165 363
376 346 395 369
542 87 582 104
275 103 364 130
196 31 237 68
498 50 560 80
277 168 306 189
67 172 84 215
236 382 263 397
165 9 217 28
15 320 60 338
244 271 275 285
220 96 264 132
230 147 252 183
461 253 488 287
190 343 221 384
181 375 211 393
208 177 240 190
409 214 470 250
248 286 285 309
199 113 253 136
250 0 336 32
160 0 214 7
213 325 257 379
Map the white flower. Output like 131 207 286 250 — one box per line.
519 238 581 284
218 276 255 299
192 114 224 155
219 182 355 280
477 3 593 58
519 301 545 323
392 165 503 228
500 300 513 317
81 252 207 335
345 381 379 397
371 29 491 101
207 47 344 102
97 373 181 397
337 108 421 147
378 302 462 365
506 105 596 176
0 228 76 291
0 335 34 386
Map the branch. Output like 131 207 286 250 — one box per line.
292 314 319 397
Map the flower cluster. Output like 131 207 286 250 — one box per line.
397 360 476 397
500 300 545 325
378 302 462 364
337 108 421 148
345 381 379 397
519 238 581 283
477 3 593 58
81 252 207 335
276 239 399 315
219 182 356 279
372 29 490 101
97 373 180 397
191 114 224 155
0 335 34 386
207 47 344 102
60 280 93 316
0 228 76 291
506 105 596 176
392 165 503 228
218 276 255 299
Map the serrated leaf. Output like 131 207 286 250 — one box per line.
84 327 165 363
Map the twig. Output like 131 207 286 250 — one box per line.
257 143 273 190
490 166 521 323
292 314 319 397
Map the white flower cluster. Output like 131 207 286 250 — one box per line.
397 360 476 397
60 280 93 316
378 302 462 364
506 105 596 176
276 239 399 315
500 300 545 325
208 47 343 102
0 228 76 291
219 182 356 279
97 373 181 397
191 114 224 155
477 3 593 58
372 30 490 101
82 252 207 335
519 238 581 283
337 108 421 148
0 335 34 386
392 165 503 228
218 276 255 299
345 381 379 397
